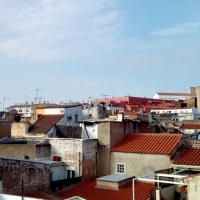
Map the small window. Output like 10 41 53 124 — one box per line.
117 163 125 174
75 114 78 122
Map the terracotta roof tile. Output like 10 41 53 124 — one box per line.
111 133 183 155
180 124 200 130
58 180 155 200
173 148 200 166
29 115 64 134
25 192 54 200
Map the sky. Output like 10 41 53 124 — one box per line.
1 0 200 108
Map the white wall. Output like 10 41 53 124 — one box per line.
184 175 200 200
43 108 65 114
51 165 67 181
0 194 42 200
64 106 82 127
81 124 98 139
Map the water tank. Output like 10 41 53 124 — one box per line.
53 156 61 161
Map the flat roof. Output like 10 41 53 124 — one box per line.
96 174 134 182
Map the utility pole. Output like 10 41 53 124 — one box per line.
35 88 45 104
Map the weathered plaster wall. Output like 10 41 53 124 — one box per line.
97 122 110 177
11 123 28 138
184 175 200 200
0 144 50 161
111 152 171 177
0 144 36 160
0 158 51 194
97 120 140 177
82 139 97 180
48 138 97 181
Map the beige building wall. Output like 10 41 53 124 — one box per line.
35 108 45 121
97 120 140 177
97 122 111 177
196 86 200 113
111 152 171 177
0 144 36 160
11 123 28 138
11 122 44 138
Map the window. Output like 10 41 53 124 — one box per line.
67 116 72 121
75 114 78 122
117 164 125 174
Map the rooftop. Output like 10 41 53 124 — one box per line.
111 133 183 155
156 92 196 96
97 174 133 182
173 147 200 166
58 180 155 200
28 114 64 134
180 124 200 130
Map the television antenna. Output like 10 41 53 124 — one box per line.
101 94 110 99
35 88 45 104
3 97 9 111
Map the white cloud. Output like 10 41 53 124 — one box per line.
0 0 125 61
152 21 200 36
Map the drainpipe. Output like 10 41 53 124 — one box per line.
78 152 81 177
132 178 135 200
156 175 161 200
156 188 161 200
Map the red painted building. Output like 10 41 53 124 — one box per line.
96 96 181 113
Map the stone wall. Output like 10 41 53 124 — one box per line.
48 138 97 181
0 158 51 194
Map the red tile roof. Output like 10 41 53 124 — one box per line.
111 133 183 155
58 180 155 200
25 192 54 200
173 148 200 166
29 115 64 134
180 124 200 130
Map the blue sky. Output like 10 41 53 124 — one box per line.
1 0 200 108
